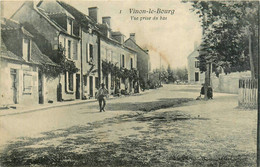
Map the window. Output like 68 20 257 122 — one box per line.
95 77 99 89
23 73 32 94
86 43 93 62
195 61 200 68
23 38 30 61
121 54 125 67
83 75 87 86
111 76 114 88
130 58 133 69
68 73 74 91
195 72 199 82
89 44 93 60
73 41 78 60
68 19 72 35
68 40 71 59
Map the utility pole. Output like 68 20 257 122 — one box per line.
159 54 162 86
257 2 260 166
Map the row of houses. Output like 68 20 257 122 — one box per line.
0 1 150 106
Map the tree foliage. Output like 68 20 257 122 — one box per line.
102 60 138 81
151 66 188 85
190 1 258 78
41 44 79 79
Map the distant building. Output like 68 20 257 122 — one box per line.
124 34 151 89
187 44 205 84
0 18 57 106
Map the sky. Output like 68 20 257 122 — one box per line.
1 0 202 70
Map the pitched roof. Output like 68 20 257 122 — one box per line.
30 41 57 66
124 38 149 55
187 47 199 59
37 1 75 19
0 36 26 62
1 18 57 66
1 18 33 38
57 1 96 26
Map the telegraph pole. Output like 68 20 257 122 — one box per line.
257 2 260 166
159 54 162 86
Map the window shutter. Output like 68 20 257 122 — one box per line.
73 41 78 60
86 43 88 62
23 73 32 93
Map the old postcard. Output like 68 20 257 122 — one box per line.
0 0 258 166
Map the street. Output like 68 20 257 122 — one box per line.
0 85 257 166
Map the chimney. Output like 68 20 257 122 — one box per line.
130 33 135 42
88 7 98 22
112 32 125 44
102 16 111 28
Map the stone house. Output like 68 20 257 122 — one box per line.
187 45 205 84
124 34 151 89
0 18 57 106
11 1 82 101
99 28 138 95
52 1 100 99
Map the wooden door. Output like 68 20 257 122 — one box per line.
89 76 93 97
10 69 18 104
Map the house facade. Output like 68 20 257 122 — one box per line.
54 1 99 99
0 18 57 106
86 7 138 95
124 34 151 90
187 46 205 84
7 1 141 106
11 1 82 101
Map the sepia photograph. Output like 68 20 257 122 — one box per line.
0 0 259 166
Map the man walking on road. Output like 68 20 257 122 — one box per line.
96 83 109 112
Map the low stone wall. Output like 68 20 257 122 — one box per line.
211 71 251 94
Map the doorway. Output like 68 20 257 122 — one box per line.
76 74 80 99
195 72 199 82
10 69 18 104
89 76 93 97
38 71 44 104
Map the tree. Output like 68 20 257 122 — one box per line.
175 68 188 82
190 1 258 79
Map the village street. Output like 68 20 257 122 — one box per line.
0 84 257 166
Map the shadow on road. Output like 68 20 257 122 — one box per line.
82 98 194 113
0 109 213 167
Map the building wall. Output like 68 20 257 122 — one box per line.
11 3 60 51
43 76 59 103
12 4 82 101
100 39 137 94
124 39 149 88
0 59 39 106
187 50 204 84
